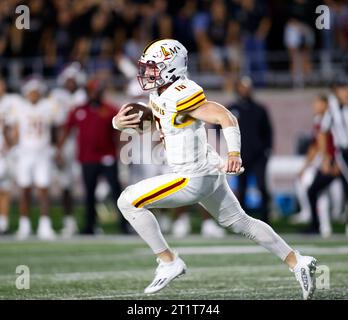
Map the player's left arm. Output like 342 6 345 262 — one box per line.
188 100 242 173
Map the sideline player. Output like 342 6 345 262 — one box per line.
0 78 20 234
7 77 61 240
50 62 87 237
113 39 317 299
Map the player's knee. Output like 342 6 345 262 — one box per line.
117 191 140 221
117 192 132 215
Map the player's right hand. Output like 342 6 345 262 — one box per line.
112 104 141 130
224 153 242 174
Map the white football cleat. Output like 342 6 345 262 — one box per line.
61 216 78 238
292 251 317 300
37 216 56 240
144 255 187 294
16 216 32 240
172 214 191 238
201 219 225 238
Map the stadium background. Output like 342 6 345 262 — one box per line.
0 0 347 300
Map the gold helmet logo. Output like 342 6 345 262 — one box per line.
161 46 171 60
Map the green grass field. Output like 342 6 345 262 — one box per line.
0 235 347 300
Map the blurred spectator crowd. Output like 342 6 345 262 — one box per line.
1 0 348 88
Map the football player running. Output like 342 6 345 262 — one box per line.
113 39 317 299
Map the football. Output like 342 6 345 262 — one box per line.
125 102 153 131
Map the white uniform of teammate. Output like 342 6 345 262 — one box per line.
7 96 62 188
116 39 317 299
0 94 20 190
50 87 86 187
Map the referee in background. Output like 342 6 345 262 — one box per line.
307 78 348 235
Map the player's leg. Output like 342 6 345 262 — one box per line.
59 141 78 236
117 173 217 293
0 158 11 233
199 174 317 299
0 188 10 234
339 175 348 236
35 155 55 240
253 158 271 223
102 161 130 234
81 163 100 234
307 170 335 233
118 174 189 256
292 166 316 224
16 155 33 239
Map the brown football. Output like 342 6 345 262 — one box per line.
125 102 153 131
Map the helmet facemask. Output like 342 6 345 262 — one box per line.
137 60 166 90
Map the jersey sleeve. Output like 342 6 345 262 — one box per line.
173 80 207 113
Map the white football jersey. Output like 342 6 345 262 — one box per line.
7 96 63 151
0 94 22 151
148 76 222 175
50 88 87 124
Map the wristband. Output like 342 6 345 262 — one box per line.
222 126 241 153
228 151 241 157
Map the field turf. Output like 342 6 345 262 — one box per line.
0 235 347 300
